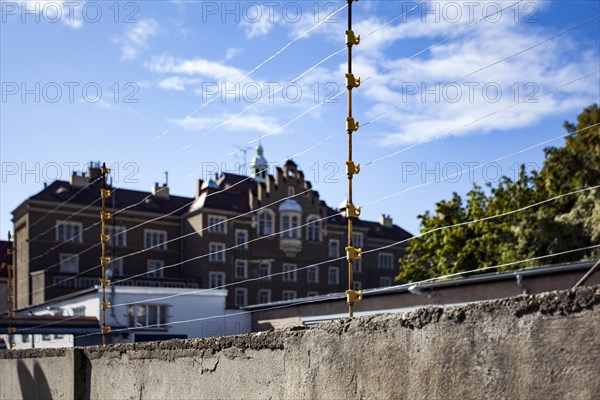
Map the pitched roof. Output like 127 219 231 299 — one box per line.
325 207 412 241
27 181 194 216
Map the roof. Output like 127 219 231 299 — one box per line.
243 260 597 310
26 180 193 215
326 207 413 242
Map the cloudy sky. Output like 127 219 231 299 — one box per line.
1 0 599 238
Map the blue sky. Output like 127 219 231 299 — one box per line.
1 0 599 240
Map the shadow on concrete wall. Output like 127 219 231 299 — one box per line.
17 360 52 400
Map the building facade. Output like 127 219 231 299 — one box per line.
11 149 412 310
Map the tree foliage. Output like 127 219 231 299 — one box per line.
397 104 600 283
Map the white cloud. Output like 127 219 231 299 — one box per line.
337 2 599 146
115 19 159 60
240 7 279 39
18 0 85 29
145 54 246 82
170 113 279 134
225 47 243 61
158 76 199 91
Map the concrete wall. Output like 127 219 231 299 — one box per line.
2 285 599 399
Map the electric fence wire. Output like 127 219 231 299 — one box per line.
72 243 600 339
105 182 600 308
248 0 527 144
151 2 350 142
20 73 599 300
162 1 443 156
25 0 534 274
14 242 600 333
14 10 598 300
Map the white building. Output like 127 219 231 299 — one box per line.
3 286 251 349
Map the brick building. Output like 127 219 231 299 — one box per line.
12 147 411 309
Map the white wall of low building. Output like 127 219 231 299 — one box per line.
5 286 251 349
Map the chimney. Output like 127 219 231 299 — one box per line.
152 182 170 199
87 161 102 181
70 171 89 188
380 214 393 227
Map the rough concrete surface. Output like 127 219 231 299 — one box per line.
2 286 600 399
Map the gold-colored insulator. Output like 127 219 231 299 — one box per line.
99 278 111 288
101 166 111 175
346 73 361 89
100 211 111 221
346 117 359 132
100 234 110 243
101 326 112 334
345 30 360 46
346 161 361 176
346 289 363 303
346 246 363 260
345 203 361 218
101 301 111 310
100 188 112 198
100 257 111 266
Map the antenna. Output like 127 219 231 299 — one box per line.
234 145 251 174
165 171 169 186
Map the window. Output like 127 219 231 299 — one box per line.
307 216 321 241
259 262 271 280
288 187 295 196
79 278 97 289
257 210 274 236
209 272 225 288
258 289 271 304
354 258 362 273
235 260 248 279
209 242 225 262
329 239 340 257
144 229 167 250
110 258 124 277
379 253 394 269
42 334 51 341
235 229 248 249
352 232 363 248
207 215 227 233
281 214 300 238
282 290 297 301
56 221 82 243
147 260 164 278
282 263 297 282
353 281 362 291
328 267 340 285
380 277 392 287
234 288 247 307
106 226 126 247
307 266 318 283
307 291 319 297
22 334 30 343
72 307 85 316
128 304 167 328
59 253 79 273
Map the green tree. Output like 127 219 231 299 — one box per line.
397 104 600 283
